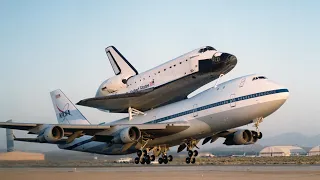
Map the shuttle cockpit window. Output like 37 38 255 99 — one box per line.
198 46 216 53
206 46 216 50
252 76 267 81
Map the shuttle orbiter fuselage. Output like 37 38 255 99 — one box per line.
77 46 237 113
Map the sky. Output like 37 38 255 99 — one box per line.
0 0 319 151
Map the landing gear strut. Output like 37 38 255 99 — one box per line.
253 117 263 138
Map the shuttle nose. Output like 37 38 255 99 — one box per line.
219 53 237 66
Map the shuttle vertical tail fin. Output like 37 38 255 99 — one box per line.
105 46 138 77
50 89 90 125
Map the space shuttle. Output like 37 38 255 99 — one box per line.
77 46 237 114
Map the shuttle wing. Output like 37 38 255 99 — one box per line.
0 121 189 141
77 73 200 113
77 88 154 113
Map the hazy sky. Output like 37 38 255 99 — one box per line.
0 1 319 150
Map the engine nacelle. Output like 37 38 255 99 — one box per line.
245 131 263 145
38 126 64 143
111 126 141 144
224 129 253 145
98 75 127 94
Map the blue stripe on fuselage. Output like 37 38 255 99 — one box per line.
145 88 289 124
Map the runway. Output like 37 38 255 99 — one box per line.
1 165 320 180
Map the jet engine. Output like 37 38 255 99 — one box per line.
245 131 263 145
98 75 127 95
223 129 253 145
37 126 64 143
111 126 141 144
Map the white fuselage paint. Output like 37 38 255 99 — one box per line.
59 74 289 155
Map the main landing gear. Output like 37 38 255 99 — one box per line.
158 154 173 164
134 149 155 165
134 146 174 165
185 150 198 164
178 139 200 164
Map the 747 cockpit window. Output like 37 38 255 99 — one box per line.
198 46 216 53
252 76 267 81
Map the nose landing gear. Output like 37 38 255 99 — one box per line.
253 117 264 138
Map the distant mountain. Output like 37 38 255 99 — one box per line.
258 132 320 147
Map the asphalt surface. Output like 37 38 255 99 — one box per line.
1 165 320 172
1 165 320 180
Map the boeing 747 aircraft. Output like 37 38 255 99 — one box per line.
77 46 237 116
0 74 289 164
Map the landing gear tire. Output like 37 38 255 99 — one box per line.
158 157 163 164
140 158 145 164
137 150 142 157
163 155 168 162
258 132 263 139
145 155 150 162
150 155 156 161
191 158 196 164
186 157 191 164
146 159 151 164
188 150 193 157
134 157 140 164
163 158 168 164
193 150 198 157
143 149 148 155
168 155 173 162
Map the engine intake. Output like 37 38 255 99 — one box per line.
245 131 263 145
224 129 253 145
112 126 141 144
38 126 64 143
